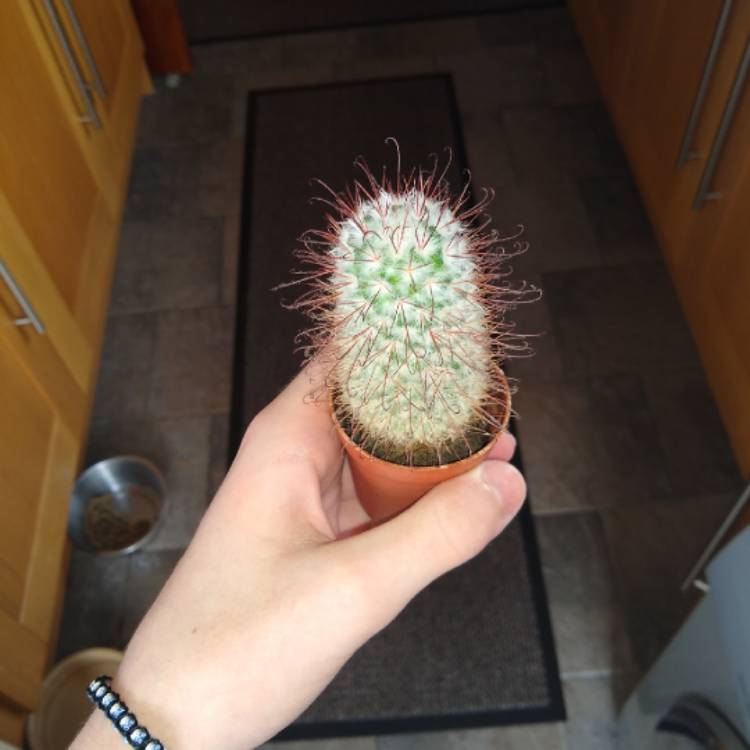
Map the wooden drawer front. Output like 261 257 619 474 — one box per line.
0 333 79 711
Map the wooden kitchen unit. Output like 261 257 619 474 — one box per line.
0 0 149 742
570 0 750 478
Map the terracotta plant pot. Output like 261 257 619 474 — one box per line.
332 374 512 523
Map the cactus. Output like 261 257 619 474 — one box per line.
285 142 536 466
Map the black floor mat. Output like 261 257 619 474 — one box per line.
230 75 564 739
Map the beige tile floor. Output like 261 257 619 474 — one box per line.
58 8 744 748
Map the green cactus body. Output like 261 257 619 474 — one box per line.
331 189 492 463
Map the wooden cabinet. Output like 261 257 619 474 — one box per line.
0 330 78 727
0 0 148 742
677 84 750 480
570 0 750 477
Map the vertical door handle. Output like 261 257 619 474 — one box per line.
694 35 750 209
40 0 103 130
682 482 750 591
677 0 733 168
0 259 46 334
59 0 107 99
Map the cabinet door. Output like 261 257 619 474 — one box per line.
0 329 80 718
63 0 150 346
0 2 120 362
670 14 750 477
54 0 151 200
0 701 24 746
678 176 750 478
0 198 90 434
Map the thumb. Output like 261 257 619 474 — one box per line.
336 459 526 631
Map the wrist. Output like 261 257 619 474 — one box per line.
71 708 126 750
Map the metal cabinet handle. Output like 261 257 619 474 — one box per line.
40 0 102 130
682 481 750 591
694 35 750 209
677 0 734 168
59 0 107 99
0 260 46 335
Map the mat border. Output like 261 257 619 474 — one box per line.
188 1 564 45
229 73 566 740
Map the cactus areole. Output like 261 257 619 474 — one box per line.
285 141 535 467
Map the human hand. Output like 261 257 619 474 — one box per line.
71 364 526 750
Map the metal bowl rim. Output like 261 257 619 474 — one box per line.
74 454 167 492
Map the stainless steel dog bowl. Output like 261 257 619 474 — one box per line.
68 456 167 555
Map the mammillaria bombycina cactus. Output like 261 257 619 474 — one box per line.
285 141 537 467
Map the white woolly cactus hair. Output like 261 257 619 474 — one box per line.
286 140 537 465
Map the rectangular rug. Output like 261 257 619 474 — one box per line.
230 75 564 738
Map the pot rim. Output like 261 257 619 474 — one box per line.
330 370 512 473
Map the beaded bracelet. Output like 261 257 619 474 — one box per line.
86 676 164 749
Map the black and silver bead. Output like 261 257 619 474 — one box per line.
144 741 164 750
99 690 118 709
127 725 150 747
108 701 127 720
117 712 137 735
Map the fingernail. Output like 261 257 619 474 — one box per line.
480 460 519 501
